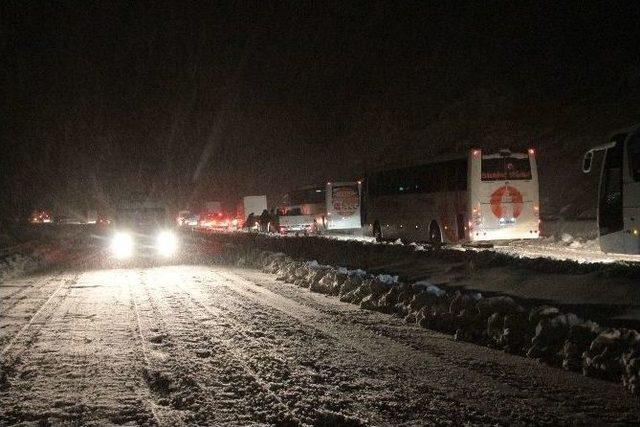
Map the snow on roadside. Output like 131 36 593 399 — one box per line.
0 226 106 283
0 252 43 283
227 246 640 397
313 218 639 265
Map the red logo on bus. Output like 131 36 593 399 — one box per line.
332 186 360 216
490 186 523 218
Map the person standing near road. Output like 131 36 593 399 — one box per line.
259 209 271 232
244 212 255 230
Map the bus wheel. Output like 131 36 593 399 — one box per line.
373 221 383 242
429 221 442 244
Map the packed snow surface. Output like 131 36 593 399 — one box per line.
319 219 640 265
2 260 640 425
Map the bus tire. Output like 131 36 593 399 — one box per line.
373 221 383 242
429 221 442 244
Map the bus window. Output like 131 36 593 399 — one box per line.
448 159 468 191
599 142 624 236
481 157 532 181
629 133 640 182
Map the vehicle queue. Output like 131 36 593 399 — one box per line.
29 124 640 257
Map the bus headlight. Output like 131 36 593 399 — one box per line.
156 230 178 257
111 232 134 259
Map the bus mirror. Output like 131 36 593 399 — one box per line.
582 151 593 173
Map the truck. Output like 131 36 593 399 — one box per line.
237 195 268 230
110 198 179 259
242 195 268 219
276 208 316 235
276 186 326 235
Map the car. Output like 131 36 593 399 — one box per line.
109 201 180 260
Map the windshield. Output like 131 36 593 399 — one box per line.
287 188 325 205
481 155 532 181
116 208 167 228
278 207 303 216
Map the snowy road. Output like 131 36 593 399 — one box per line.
1 263 639 425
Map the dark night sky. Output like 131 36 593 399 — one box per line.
2 2 640 218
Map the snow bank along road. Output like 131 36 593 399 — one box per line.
1 261 639 425
243 233 640 326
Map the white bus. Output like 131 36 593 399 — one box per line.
582 124 640 254
325 181 362 230
364 149 540 243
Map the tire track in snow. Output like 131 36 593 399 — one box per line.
128 273 164 427
131 269 299 425
1 248 104 317
211 268 638 425
0 273 77 359
149 272 302 425
179 270 499 425
166 280 375 424
0 273 78 393
0 272 64 311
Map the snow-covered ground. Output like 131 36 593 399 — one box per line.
488 238 640 264
0 225 111 284
2 260 639 425
314 218 640 265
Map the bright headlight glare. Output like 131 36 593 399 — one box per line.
156 230 178 256
111 232 133 259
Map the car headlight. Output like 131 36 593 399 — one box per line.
156 230 178 257
111 232 134 259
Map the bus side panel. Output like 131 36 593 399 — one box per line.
598 142 625 253
623 133 640 253
436 191 467 243
366 191 466 243
366 193 431 241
